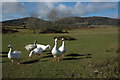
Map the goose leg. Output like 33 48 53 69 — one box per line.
54 57 57 62
38 54 41 59
11 60 14 65
11 60 14 63
17 60 20 64
58 56 61 62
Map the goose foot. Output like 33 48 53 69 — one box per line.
17 63 20 64
54 60 56 62
58 57 61 62
11 60 14 63
58 60 61 62
53 57 57 62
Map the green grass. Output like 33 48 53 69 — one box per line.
2 27 119 78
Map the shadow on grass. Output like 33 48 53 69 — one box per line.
0 52 8 57
62 57 81 60
0 52 8 54
66 53 91 57
21 59 39 64
62 56 92 60
62 53 92 60
0 55 7 57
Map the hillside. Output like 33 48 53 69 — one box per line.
1 17 47 27
56 16 120 26
1 16 120 28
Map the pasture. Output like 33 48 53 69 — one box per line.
1 27 119 78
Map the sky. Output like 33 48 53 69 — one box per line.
0 0 119 21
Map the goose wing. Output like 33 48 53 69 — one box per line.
36 44 46 50
36 44 45 48
13 50 21 54
58 46 66 52
11 50 21 59
57 50 63 55
25 44 36 51
33 47 43 54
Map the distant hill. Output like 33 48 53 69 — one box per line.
1 17 47 27
1 16 120 28
56 16 120 26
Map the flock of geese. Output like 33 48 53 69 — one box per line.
7 38 66 64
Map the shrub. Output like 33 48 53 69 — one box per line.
2 27 19 33
39 28 68 34
54 36 76 41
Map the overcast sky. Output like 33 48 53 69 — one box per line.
0 0 119 21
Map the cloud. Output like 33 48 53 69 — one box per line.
36 2 55 18
2 2 28 20
57 4 71 17
2 2 27 14
36 2 118 19
54 2 117 18
107 14 118 18
71 2 117 16
1 2 118 21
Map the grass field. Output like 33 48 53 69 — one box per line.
1 27 119 78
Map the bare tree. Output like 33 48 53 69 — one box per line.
42 7 63 33
48 7 60 22
25 12 40 34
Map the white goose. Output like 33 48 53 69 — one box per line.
25 40 37 51
8 45 22 64
51 38 63 62
59 38 66 56
29 47 43 58
36 44 51 52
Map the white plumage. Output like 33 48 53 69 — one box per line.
25 41 37 51
29 47 43 58
58 38 66 53
8 45 22 64
36 44 51 51
51 38 63 61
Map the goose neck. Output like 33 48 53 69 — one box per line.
54 40 57 49
8 48 12 55
29 51 33 57
34 41 37 46
62 40 65 46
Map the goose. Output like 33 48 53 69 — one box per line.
8 45 22 64
29 47 43 58
51 38 63 62
25 40 37 51
58 38 66 57
36 44 51 51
